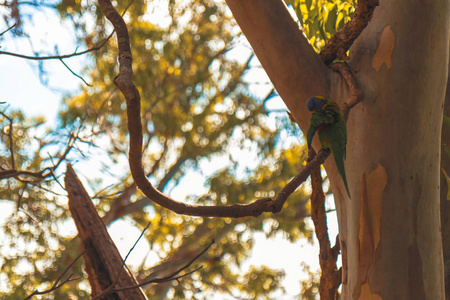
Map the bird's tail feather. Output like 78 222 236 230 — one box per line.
334 155 351 198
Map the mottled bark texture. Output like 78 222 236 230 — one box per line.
97 0 448 297
226 0 448 299
309 150 341 300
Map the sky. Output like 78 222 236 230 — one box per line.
0 2 340 298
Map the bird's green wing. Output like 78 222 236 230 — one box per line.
307 99 351 197
309 102 341 148
306 124 317 150
318 104 350 197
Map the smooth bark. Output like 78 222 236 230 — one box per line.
342 1 448 298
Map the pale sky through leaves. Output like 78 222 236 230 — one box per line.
0 2 340 297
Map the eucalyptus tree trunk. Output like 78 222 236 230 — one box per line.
225 0 449 298
441 57 450 300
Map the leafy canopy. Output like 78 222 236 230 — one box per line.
0 0 357 298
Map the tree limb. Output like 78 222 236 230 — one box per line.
97 0 335 218
65 163 147 300
309 149 341 300
330 62 364 120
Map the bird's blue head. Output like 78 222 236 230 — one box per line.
306 96 327 112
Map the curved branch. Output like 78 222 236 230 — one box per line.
98 0 331 218
330 62 364 120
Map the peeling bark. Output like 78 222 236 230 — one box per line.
309 150 341 299
224 0 448 298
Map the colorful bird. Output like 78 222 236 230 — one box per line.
306 96 351 198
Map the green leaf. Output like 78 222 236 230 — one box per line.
305 0 312 11
443 115 450 126
325 4 338 34
442 168 450 200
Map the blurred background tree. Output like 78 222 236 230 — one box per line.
0 0 374 299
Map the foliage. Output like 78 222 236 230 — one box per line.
299 263 320 300
0 0 365 298
0 110 85 299
0 0 314 299
286 0 356 50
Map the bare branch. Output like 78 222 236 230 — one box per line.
23 252 84 300
0 111 15 169
0 127 77 183
65 163 147 299
59 58 92 86
0 32 114 60
0 23 16 36
330 62 364 120
97 0 335 218
309 149 341 299
23 275 81 300
93 240 214 298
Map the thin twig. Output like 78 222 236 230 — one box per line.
52 251 85 288
0 0 134 62
26 180 67 197
111 222 151 288
0 31 115 61
23 275 81 300
59 58 92 86
23 252 84 300
18 208 41 225
0 110 79 183
16 181 28 208
0 111 15 170
42 132 78 178
92 239 214 299
0 23 16 36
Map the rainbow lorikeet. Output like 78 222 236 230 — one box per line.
306 96 351 198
